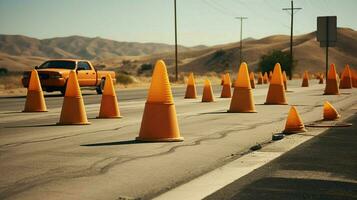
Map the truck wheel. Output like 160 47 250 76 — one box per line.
96 78 105 94
60 82 67 96
60 88 66 96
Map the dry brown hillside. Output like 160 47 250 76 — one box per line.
179 28 357 74
0 27 356 74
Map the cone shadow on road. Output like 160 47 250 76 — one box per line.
5 124 57 128
81 139 175 146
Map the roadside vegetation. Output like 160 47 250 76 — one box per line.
258 50 297 79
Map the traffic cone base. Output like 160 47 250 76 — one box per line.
137 102 183 142
319 76 324 84
97 95 122 118
228 88 256 113
185 85 197 99
282 71 288 91
324 79 339 95
58 71 89 125
185 73 197 98
221 74 232 98
97 74 122 118
323 101 340 121
301 71 309 87
283 106 306 134
23 70 47 112
249 72 256 89
58 96 90 125
202 80 214 102
220 86 231 98
138 60 183 142
265 84 288 105
257 73 263 85
263 73 269 84
23 91 48 112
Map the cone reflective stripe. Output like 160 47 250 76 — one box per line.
137 60 183 142
257 72 263 84
58 71 90 125
283 106 306 134
324 64 340 95
23 70 47 112
184 72 197 99
97 74 122 118
249 72 256 89
301 71 309 87
220 73 232 98
323 101 340 121
263 72 269 84
228 62 256 113
265 63 288 105
282 71 288 90
339 64 353 89
319 74 324 84
202 79 214 102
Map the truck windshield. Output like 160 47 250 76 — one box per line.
38 61 76 69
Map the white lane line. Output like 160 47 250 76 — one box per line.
153 133 316 200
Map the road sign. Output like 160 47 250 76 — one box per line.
317 16 337 47
316 16 337 79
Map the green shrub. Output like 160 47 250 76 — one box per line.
116 72 135 85
258 50 296 79
0 68 8 76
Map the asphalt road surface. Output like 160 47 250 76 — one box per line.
205 108 357 200
0 80 356 200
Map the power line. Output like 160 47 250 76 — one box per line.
282 0 302 80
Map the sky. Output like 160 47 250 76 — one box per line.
0 0 356 46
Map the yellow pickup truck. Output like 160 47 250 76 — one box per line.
22 59 116 95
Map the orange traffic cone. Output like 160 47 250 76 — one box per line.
319 74 324 84
282 71 288 90
23 70 47 112
220 73 232 98
339 64 353 89
137 60 183 142
228 62 256 113
269 71 273 81
249 72 256 89
58 71 90 125
283 106 306 134
202 79 215 102
263 72 269 84
301 71 309 87
265 63 288 105
257 72 263 85
323 101 340 121
97 74 122 118
352 69 357 88
184 72 197 99
324 64 340 95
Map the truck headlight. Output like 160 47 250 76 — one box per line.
49 73 62 79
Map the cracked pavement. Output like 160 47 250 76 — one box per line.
0 80 356 200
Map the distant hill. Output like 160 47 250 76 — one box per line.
179 27 357 74
0 28 356 74
0 34 206 70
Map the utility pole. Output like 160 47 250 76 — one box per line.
282 0 302 80
235 17 248 66
174 0 178 82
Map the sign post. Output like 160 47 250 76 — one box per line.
317 16 337 78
